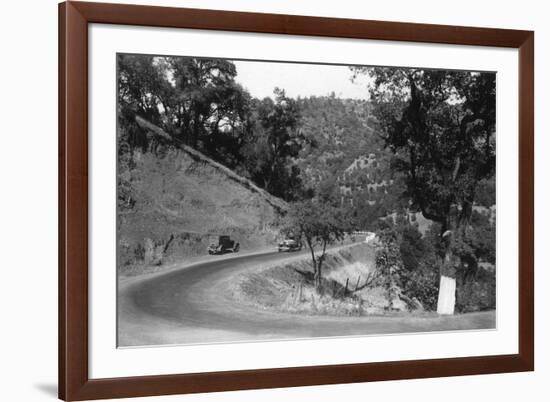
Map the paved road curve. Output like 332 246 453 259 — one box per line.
118 249 496 347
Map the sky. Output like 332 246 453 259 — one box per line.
233 60 373 100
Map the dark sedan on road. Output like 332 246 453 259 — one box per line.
208 235 240 255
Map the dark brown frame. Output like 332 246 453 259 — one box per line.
59 1 534 400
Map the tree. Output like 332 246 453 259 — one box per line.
283 199 348 290
118 54 174 151
117 54 252 167
353 66 496 313
242 89 304 200
117 55 311 199
374 228 405 309
165 57 250 153
118 54 170 124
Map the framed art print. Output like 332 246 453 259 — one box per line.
59 1 534 400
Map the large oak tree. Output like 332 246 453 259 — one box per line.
118 54 250 166
353 67 496 313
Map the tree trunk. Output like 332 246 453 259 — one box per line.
436 229 458 315
314 267 321 290
314 241 328 292
305 236 321 290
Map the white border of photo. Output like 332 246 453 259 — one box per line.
89 23 518 379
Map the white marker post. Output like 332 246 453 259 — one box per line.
437 275 456 315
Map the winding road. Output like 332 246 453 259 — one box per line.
118 249 496 347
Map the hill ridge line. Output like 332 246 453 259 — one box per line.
134 116 288 213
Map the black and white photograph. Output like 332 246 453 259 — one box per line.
116 54 496 347
4 0 547 401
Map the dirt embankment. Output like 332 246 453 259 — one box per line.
232 243 422 317
118 147 286 276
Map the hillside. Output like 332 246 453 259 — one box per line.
293 97 496 233
294 96 407 229
295 96 381 185
118 127 287 274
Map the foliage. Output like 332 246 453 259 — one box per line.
241 89 305 200
374 228 404 307
348 198 385 230
294 96 378 183
449 210 496 281
374 217 495 312
400 263 440 311
474 177 496 207
374 224 439 310
399 224 426 271
118 55 310 201
117 128 136 212
469 211 496 263
118 54 251 164
358 67 496 233
294 95 406 217
282 198 349 290
399 225 440 310
352 66 496 313
455 267 496 312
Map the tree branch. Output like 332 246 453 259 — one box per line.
135 115 173 141
452 156 461 182
351 269 382 293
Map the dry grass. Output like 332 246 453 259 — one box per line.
233 243 415 317
118 148 284 275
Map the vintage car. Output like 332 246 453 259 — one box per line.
278 238 302 252
364 232 377 244
207 235 240 255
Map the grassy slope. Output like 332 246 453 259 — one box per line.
118 148 285 274
233 243 418 316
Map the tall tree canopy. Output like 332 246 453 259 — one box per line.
118 54 251 168
357 67 496 234
164 57 250 152
242 88 304 200
118 55 307 201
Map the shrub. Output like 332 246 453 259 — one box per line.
474 177 496 208
375 217 495 313
400 259 440 311
456 267 496 312
376 223 440 311
133 243 145 262
144 238 164 266
374 228 403 309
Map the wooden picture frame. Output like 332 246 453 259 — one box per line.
59 1 534 400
